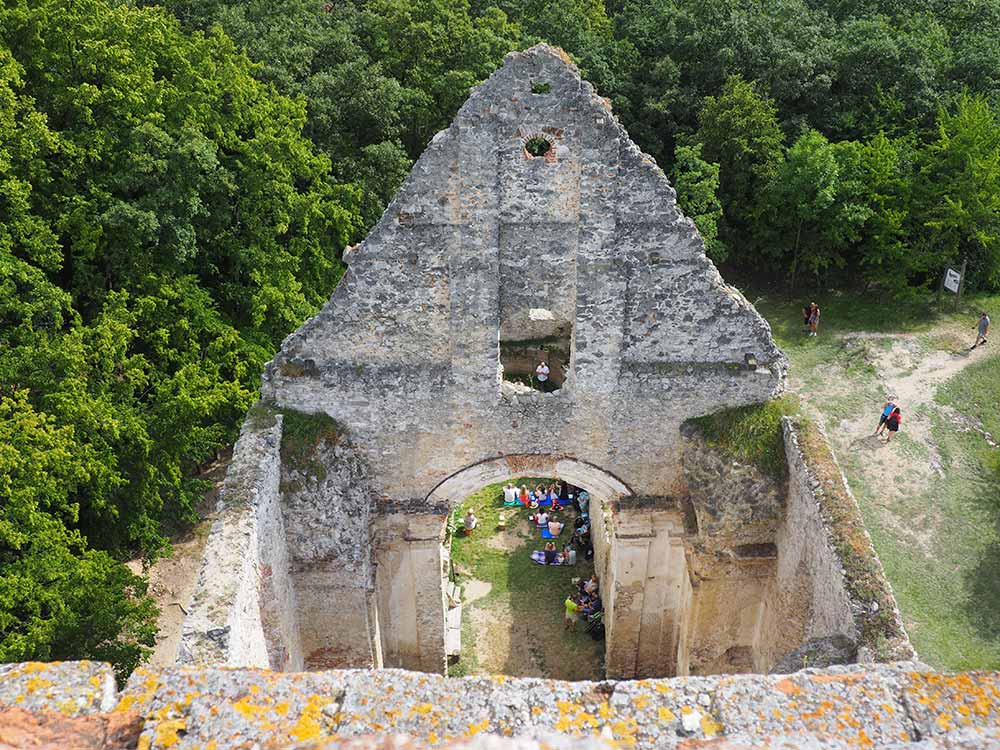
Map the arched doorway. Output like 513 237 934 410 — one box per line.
372 455 634 676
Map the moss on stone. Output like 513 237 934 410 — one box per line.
686 398 796 480
277 408 344 482
793 417 909 656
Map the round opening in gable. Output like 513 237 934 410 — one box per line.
524 136 552 158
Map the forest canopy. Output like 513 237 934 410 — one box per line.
2 0 1000 677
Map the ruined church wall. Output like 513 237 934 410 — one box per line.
262 45 786 512
760 418 914 671
279 431 378 671
177 414 302 670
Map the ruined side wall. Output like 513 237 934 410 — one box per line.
178 414 302 669
279 431 377 670
762 418 914 671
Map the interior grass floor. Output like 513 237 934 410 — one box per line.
448 478 605 680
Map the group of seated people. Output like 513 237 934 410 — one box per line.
564 574 603 637
524 482 594 566
503 482 565 510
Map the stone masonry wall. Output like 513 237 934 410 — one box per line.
4 660 1000 749
177 413 302 669
261 45 787 512
279 425 378 671
761 418 915 670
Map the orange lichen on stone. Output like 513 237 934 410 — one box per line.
700 715 723 737
775 678 801 696
466 719 489 737
290 694 326 743
25 677 53 694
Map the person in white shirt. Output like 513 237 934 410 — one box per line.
463 509 478 535
547 517 564 536
502 483 517 505
536 511 549 527
535 361 550 391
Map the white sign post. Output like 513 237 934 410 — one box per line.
944 268 962 294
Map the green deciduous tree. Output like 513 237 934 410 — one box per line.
696 76 785 259
915 94 1000 290
671 144 726 262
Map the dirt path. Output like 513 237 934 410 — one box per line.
782 313 1000 668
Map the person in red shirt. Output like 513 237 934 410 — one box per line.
883 406 902 443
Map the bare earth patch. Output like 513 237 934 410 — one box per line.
127 452 229 667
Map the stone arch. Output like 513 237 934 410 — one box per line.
373 453 633 675
426 453 633 508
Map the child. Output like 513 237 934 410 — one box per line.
564 595 580 631
808 303 820 337
883 406 902 443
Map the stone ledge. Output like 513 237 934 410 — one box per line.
2 662 998 749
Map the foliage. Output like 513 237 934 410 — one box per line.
0 392 158 682
687 398 797 479
671 144 726 262
278 408 343 475
0 0 361 676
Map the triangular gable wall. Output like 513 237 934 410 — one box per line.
263 44 786 501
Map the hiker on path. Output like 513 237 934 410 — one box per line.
807 303 820 337
875 397 897 437
882 406 902 443
972 312 990 349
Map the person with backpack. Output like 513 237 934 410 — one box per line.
883 406 902 443
875 397 897 436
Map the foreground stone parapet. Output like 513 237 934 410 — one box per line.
4 661 995 749
0 661 117 716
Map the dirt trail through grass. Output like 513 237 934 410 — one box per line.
754 292 1000 670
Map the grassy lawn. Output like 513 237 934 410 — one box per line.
744 283 1000 671
447 478 604 680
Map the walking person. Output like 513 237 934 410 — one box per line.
883 406 902 443
972 312 991 349
807 302 820 337
874 397 897 437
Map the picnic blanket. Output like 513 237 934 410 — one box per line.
541 527 564 539
530 550 565 566
503 499 521 507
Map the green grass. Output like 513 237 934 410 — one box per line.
448 479 604 679
748 284 1000 671
856 420 1000 670
687 398 797 479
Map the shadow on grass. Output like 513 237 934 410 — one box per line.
961 462 1000 654
966 537 1000 647
449 478 604 680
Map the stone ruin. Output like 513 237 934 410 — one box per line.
6 45 998 750
175 44 916 680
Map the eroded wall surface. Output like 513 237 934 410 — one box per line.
262 44 785 510
177 414 302 670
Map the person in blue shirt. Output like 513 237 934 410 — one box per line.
875 397 897 437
